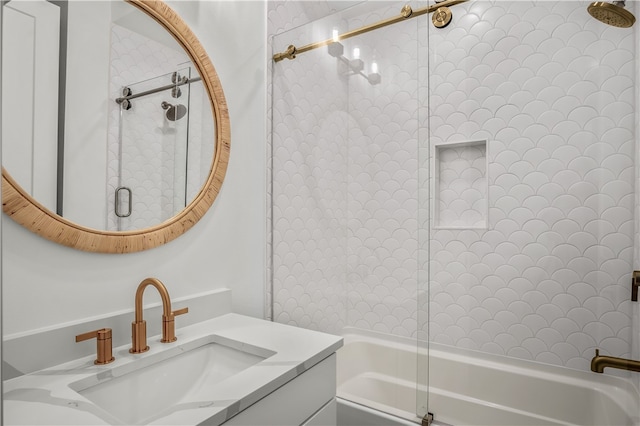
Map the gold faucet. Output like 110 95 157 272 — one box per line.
591 349 640 373
76 328 115 364
130 278 188 354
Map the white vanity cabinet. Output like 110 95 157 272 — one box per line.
222 354 337 426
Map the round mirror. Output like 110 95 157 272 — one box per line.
1 0 230 253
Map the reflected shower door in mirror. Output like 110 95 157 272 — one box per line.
111 67 213 231
1 0 216 231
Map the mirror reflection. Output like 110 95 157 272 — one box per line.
1 0 215 232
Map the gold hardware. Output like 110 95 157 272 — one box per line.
591 349 640 373
272 0 469 62
632 271 640 302
76 328 115 365
401 5 413 18
587 2 635 28
163 306 189 343
273 45 297 62
432 6 453 28
421 412 434 426
130 278 189 354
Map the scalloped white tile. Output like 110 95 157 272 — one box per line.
269 0 637 372
423 0 635 371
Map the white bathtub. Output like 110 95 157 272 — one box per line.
336 330 640 426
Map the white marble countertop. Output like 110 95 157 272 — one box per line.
4 313 343 425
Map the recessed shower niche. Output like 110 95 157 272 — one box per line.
432 139 488 229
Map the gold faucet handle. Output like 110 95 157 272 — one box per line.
173 307 189 317
75 328 115 365
161 307 189 343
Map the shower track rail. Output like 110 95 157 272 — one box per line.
272 0 469 62
115 76 202 104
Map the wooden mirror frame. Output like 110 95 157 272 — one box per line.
1 0 230 254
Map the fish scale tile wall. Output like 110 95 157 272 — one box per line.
345 7 420 336
425 0 635 370
271 2 420 336
269 0 637 371
271 25 349 335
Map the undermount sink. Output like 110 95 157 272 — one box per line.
69 336 274 425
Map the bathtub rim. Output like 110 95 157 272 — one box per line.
338 327 640 425
340 326 640 397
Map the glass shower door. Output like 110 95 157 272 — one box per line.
270 1 427 423
113 68 191 231
418 1 639 425
416 1 430 421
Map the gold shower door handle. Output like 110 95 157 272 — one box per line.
632 271 640 302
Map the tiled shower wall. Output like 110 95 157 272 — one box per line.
424 1 636 370
270 11 349 335
270 2 420 336
269 0 637 371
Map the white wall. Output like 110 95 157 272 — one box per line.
2 0 59 212
63 1 111 228
2 1 267 336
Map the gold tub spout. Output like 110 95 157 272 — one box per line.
591 349 640 373
130 278 188 354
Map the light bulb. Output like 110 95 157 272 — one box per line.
332 28 339 42
371 62 378 74
353 47 360 59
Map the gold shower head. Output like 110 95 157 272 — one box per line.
588 1 635 28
